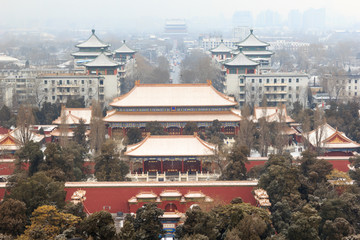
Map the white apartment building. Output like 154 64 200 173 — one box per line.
226 73 310 107
37 74 105 106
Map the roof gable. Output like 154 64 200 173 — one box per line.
210 41 232 53
84 53 119 67
53 107 92 125
224 52 259 67
237 29 269 47
115 41 136 54
75 29 110 48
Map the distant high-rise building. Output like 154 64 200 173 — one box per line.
288 10 302 30
302 8 326 30
232 11 253 27
256 10 281 28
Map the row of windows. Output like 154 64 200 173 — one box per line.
43 88 93 93
240 78 301 84
43 79 103 85
240 86 301 91
239 94 300 99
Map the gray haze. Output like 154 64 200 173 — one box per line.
1 0 360 33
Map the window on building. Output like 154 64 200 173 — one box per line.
281 86 285 91
252 87 255 91
274 79 277 83
52 96 55 100
349 79 352 84
81 80 84 84
44 88 48 92
289 86 292 90
52 88 55 92
259 87 262 91
274 87 277 91
296 86 299 90
259 79 262 83
89 80 92 84
240 86 244 91
289 94 292 98
67 80 70 84
296 94 299 98
74 80 77 84
82 88 84 92
89 88 92 92
356 80 358 84
266 87 269 91
289 78 292 83
267 79 269 83
349 86 351 90
296 78 299 83
281 78 284 83
67 88 70 92
52 80 55 85
45 97 48 101
59 80 62 85
100 79 104 85
44 80 47 84
281 94 285 99
252 79 255 83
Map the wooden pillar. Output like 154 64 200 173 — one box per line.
180 127 183 135
200 160 202 173
226 69 229 74
236 68 239 74
96 69 99 75
122 127 126 137
182 159 184 173
161 159 163 173
142 160 145 173
108 127 112 138
105 69 107 75
220 126 225 133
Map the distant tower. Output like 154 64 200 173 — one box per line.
71 29 112 68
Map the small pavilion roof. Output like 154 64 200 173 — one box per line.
236 29 269 47
75 29 110 48
135 192 157 199
304 123 360 149
84 53 120 67
110 81 237 108
125 134 216 157
210 40 232 53
252 106 294 123
115 41 136 54
53 107 92 125
224 52 259 67
160 190 182 198
184 191 206 198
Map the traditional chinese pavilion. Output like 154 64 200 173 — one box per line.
210 39 233 61
125 134 216 177
114 40 136 63
223 50 259 74
235 29 273 70
71 29 112 66
104 81 241 137
303 123 360 156
51 107 91 141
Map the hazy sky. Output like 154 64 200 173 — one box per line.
1 0 360 32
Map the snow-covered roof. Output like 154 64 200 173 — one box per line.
242 50 273 56
84 53 120 67
210 40 232 53
125 134 216 157
10 128 44 143
236 29 269 47
136 192 157 199
75 29 110 48
0 54 19 63
71 51 112 57
110 82 237 108
253 106 294 123
104 109 241 123
224 52 259 67
304 123 360 149
53 107 92 125
159 190 182 197
184 191 206 198
115 41 136 54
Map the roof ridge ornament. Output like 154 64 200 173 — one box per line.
92 29 95 34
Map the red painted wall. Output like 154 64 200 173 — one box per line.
325 160 350 172
64 182 257 214
246 160 267 171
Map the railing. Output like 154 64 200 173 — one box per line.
126 171 221 182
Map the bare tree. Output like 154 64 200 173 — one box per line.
16 105 35 145
59 108 69 147
238 104 256 154
90 101 105 154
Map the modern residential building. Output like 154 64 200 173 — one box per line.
226 73 310 107
37 73 105 106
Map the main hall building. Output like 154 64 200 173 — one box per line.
104 81 242 137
